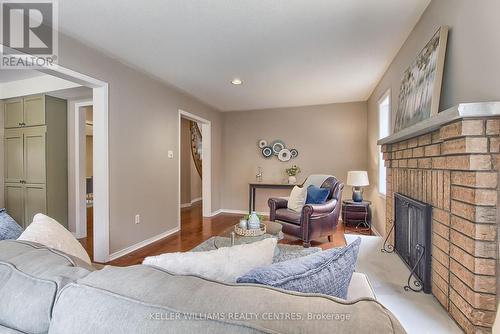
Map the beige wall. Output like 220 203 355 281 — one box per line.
58 34 223 253
222 102 368 213
84 106 93 178
86 135 93 178
180 118 202 205
0 100 3 207
180 118 192 205
366 0 500 236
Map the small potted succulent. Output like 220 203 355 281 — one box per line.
285 165 301 184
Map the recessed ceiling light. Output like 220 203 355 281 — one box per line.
231 78 243 85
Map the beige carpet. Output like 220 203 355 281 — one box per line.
345 234 462 334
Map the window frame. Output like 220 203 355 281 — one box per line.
377 89 391 198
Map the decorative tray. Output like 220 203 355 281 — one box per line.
234 223 266 237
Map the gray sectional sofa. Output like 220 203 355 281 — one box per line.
0 240 406 333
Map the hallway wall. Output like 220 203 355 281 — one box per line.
180 118 202 205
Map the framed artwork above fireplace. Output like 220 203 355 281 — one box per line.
394 26 449 132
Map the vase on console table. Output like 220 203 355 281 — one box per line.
256 166 263 182
285 165 300 184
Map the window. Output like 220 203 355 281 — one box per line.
378 90 391 196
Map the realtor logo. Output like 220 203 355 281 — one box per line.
0 0 58 69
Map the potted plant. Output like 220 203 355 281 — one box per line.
243 212 265 230
285 165 301 184
243 213 265 223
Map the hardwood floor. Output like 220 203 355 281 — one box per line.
107 202 372 267
78 206 94 261
80 201 372 265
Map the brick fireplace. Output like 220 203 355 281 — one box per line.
380 106 499 334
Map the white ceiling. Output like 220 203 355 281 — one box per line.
0 72 82 99
58 0 430 111
47 86 92 100
0 69 45 83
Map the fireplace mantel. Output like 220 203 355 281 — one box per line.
378 102 500 145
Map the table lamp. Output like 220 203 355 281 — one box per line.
347 171 369 202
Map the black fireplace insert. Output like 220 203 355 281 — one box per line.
387 193 432 293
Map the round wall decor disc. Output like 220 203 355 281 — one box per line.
271 140 285 155
278 148 291 162
262 146 273 158
258 139 267 148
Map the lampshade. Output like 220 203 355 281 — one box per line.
347 171 369 187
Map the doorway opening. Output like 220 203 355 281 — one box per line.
180 117 203 216
68 99 95 260
0 57 108 262
178 110 211 230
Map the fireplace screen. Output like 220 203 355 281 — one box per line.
393 193 432 293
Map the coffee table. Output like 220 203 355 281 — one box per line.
213 221 284 250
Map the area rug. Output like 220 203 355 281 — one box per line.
191 237 321 263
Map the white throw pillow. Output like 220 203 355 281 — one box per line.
287 185 307 212
18 213 92 264
143 238 277 283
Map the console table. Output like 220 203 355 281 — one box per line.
248 183 294 213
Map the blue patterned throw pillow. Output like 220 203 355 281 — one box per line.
305 185 330 204
0 209 23 240
237 237 361 299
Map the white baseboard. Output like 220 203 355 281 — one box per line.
208 209 269 217
209 209 223 217
191 197 202 203
71 231 87 239
180 197 203 208
108 227 180 261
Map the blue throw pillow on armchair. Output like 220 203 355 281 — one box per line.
305 185 330 204
0 208 23 240
237 237 361 299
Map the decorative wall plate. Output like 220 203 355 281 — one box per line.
258 139 298 162
271 140 285 155
278 148 291 162
261 146 273 158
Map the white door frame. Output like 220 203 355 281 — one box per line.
37 65 109 263
178 109 211 222
2 46 110 263
69 100 93 239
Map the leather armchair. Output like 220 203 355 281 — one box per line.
268 175 344 247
